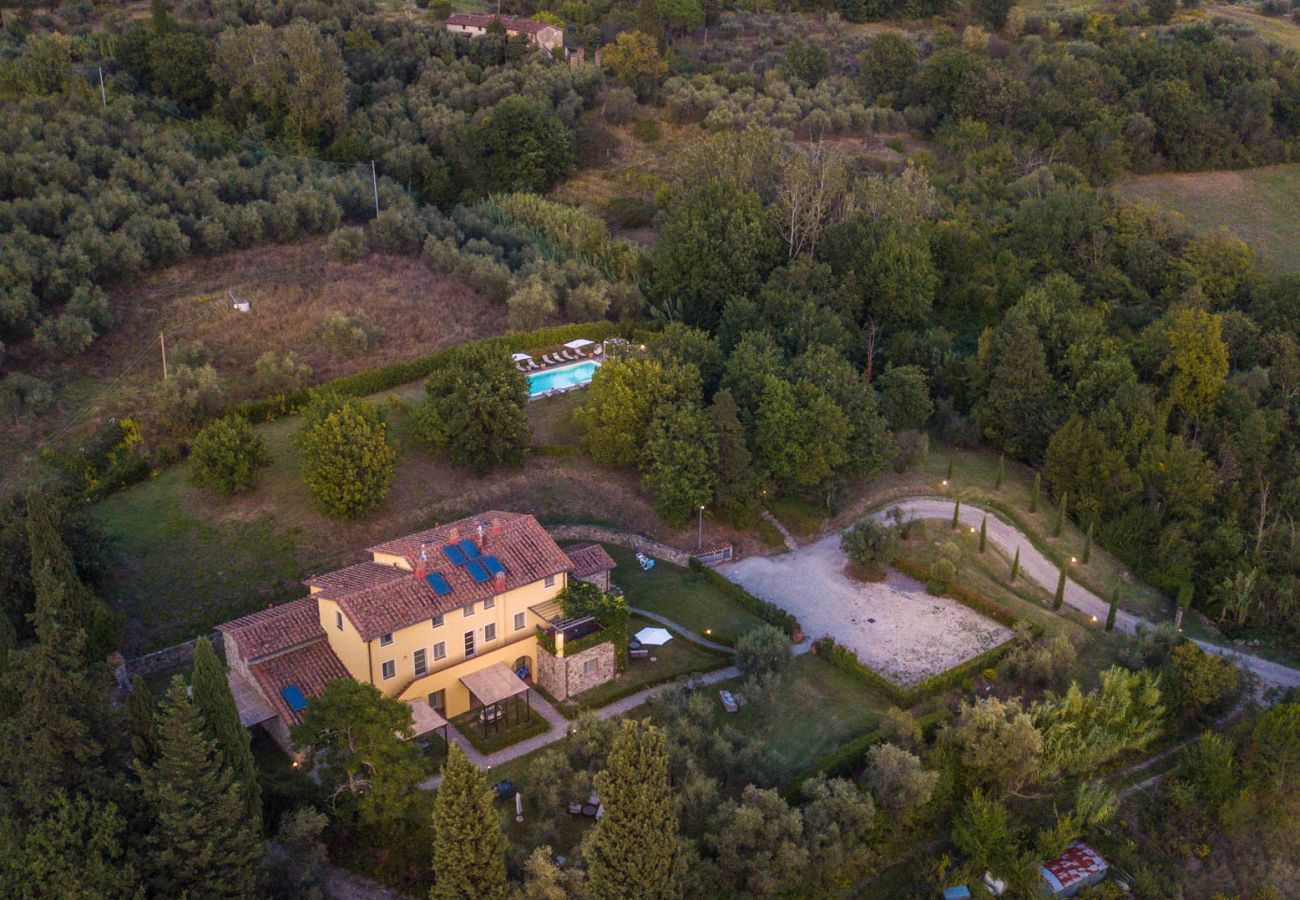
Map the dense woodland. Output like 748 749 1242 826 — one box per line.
2 0 1300 894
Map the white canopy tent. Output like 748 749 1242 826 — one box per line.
634 626 673 646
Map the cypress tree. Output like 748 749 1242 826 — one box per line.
25 492 120 662
979 515 988 553
431 744 507 900
128 674 160 766
1030 472 1040 513
587 720 681 900
191 638 261 829
1054 561 1068 610
711 389 763 527
1010 547 1020 582
995 454 1004 490
0 577 107 815
135 678 262 898
1106 587 1119 632
1052 491 1067 537
1082 519 1094 564
946 459 953 480
951 500 961 529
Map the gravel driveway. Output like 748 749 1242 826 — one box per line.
721 535 1013 687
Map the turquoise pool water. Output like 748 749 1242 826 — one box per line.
528 360 600 397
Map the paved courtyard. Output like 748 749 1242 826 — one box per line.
721 534 1014 686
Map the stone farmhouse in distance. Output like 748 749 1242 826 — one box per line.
444 13 565 54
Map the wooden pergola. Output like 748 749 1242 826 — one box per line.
404 697 449 759
460 663 531 737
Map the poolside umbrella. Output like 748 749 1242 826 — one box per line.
634 627 672 646
511 352 533 361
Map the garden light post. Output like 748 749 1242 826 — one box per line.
698 505 705 550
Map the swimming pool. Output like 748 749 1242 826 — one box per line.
527 360 600 398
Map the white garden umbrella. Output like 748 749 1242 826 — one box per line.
634 627 673 646
511 352 533 362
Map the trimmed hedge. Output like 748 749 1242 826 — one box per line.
813 637 911 706
531 444 583 457
891 557 1019 629
689 559 800 637
233 321 627 424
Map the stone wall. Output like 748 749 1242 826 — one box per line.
124 632 223 678
546 525 690 567
534 640 616 701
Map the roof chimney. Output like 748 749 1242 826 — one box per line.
448 526 459 542
493 571 506 592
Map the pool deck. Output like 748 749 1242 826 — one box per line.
522 354 602 401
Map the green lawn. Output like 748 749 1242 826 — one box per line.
604 544 768 644
551 615 730 715
528 391 585 446
451 700 551 754
704 653 894 780
1116 162 1300 272
767 495 827 537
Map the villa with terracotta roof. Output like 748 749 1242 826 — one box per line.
217 511 615 753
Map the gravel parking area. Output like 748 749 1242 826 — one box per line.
721 535 1014 686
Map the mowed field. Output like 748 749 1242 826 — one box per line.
1115 163 1300 272
1 238 505 494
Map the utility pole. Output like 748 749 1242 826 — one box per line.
370 160 380 217
159 333 169 380
97 67 107 107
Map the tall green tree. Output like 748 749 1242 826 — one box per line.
25 492 119 661
191 638 261 828
0 578 107 815
299 395 396 518
973 309 1059 461
292 679 430 831
641 401 719 527
127 674 160 766
652 179 780 330
136 678 263 898
710 389 763 526
417 345 530 475
0 791 141 899
576 359 701 468
587 720 682 899
431 744 507 900
465 97 575 194
752 376 852 493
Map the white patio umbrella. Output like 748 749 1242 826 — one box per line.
511 352 533 361
634 626 673 646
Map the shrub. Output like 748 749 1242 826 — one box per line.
325 226 368 263
565 282 610 321
602 87 639 125
928 558 956 594
1169 641 1239 720
864 743 938 815
189 415 271 495
321 312 381 357
735 624 793 679
841 519 900 574
156 364 225 435
255 350 313 396
0 372 55 418
415 343 529 475
34 313 96 357
605 196 657 229
879 706 924 753
507 275 559 331
299 395 395 518
429 0 451 15
367 207 427 254
892 429 928 473
631 119 662 143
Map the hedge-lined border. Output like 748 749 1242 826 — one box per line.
688 559 800 638
233 321 626 424
891 557 1019 629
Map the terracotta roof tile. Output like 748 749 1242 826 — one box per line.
313 512 573 641
249 639 351 726
446 13 557 34
216 598 322 662
305 561 407 595
565 543 616 578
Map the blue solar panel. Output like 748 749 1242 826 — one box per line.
482 555 505 577
465 559 490 583
458 540 482 560
281 685 308 712
425 572 452 595
443 544 467 565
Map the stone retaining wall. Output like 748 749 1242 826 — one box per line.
124 632 223 678
534 641 617 701
546 524 691 567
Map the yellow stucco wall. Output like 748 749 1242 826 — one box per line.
317 566 567 714
317 596 372 683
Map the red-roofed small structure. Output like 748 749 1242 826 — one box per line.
1039 841 1109 897
445 13 563 52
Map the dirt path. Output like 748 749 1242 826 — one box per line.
874 499 1300 690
